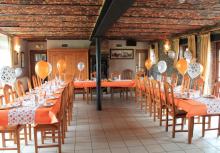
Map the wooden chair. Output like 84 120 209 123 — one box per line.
111 71 124 100
181 75 190 89
73 73 85 100
161 72 167 82
170 74 178 87
16 80 25 97
32 75 38 88
193 78 205 94
0 124 27 153
143 77 151 114
135 75 145 109
37 76 42 86
123 69 133 99
34 88 66 153
136 71 145 77
3 84 14 104
27 78 32 91
90 72 103 101
151 79 166 126
164 82 189 138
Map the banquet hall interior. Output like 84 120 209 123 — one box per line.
1 0 220 153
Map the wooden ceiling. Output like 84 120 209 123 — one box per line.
0 0 220 42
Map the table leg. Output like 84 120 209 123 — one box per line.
130 87 132 103
126 87 128 99
87 87 89 104
188 117 194 144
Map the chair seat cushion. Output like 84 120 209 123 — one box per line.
168 110 187 118
35 123 58 130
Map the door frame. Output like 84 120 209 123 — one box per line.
136 49 148 75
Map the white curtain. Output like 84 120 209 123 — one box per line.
188 35 196 63
200 33 211 94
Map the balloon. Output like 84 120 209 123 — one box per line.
176 59 188 75
158 60 167 74
35 61 49 80
77 62 85 71
145 59 153 70
199 63 204 75
184 50 192 60
0 66 16 84
15 68 22 77
187 62 201 79
47 62 52 75
168 51 175 59
57 59 66 73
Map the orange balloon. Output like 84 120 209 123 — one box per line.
199 63 204 75
176 59 188 75
57 59 66 73
145 59 153 70
35 61 50 80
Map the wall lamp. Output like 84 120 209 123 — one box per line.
15 45 20 52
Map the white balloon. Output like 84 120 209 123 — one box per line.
77 62 85 71
184 50 192 60
187 62 201 79
47 62 52 75
168 51 175 59
0 66 16 85
15 68 22 77
158 60 167 74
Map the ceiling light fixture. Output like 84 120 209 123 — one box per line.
179 0 185 3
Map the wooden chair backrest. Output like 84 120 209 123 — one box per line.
136 71 145 77
16 80 25 97
181 75 190 89
170 73 178 87
69 80 74 102
32 75 38 88
3 84 14 104
57 87 66 122
151 79 162 106
27 78 32 91
123 69 133 79
193 78 205 94
143 76 152 102
135 75 143 95
161 72 167 82
164 82 176 114
37 76 42 86
212 82 220 97
91 72 96 79
111 71 121 79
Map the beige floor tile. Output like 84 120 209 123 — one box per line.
110 147 130 153
124 139 143 147
76 137 91 143
184 148 204 153
75 150 92 153
91 135 108 142
200 147 220 153
75 143 92 150
108 140 126 148
92 141 109 149
160 143 182 152
93 148 111 153
106 135 123 141
145 144 166 153
139 138 159 145
121 133 138 140
128 146 148 153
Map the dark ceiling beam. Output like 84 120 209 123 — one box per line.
90 0 136 42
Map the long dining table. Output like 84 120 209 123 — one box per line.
0 80 71 126
74 80 136 103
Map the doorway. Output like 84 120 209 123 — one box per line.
30 50 47 84
136 50 148 74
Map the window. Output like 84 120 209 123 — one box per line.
0 34 11 68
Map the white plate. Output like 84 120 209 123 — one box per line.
0 104 17 110
55 91 62 94
39 102 54 107
59 87 65 89
48 96 59 100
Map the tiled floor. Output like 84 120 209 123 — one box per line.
2 93 220 153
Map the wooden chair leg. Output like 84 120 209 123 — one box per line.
58 124 61 153
41 131 44 144
62 120 65 144
181 118 184 130
165 109 168 131
16 129 21 153
2 133 5 147
202 116 205 137
172 118 176 138
112 89 114 100
28 124 31 140
159 109 162 126
52 130 55 143
153 102 156 122
24 124 27 145
208 116 211 129
34 127 38 153
90 89 92 101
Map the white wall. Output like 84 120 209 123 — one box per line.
47 40 91 49
109 40 148 78
13 37 29 78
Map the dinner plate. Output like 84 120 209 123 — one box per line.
59 87 65 89
55 91 62 94
39 102 54 107
48 96 59 100
202 95 215 98
0 104 17 110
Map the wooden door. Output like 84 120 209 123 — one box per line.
63 52 74 80
48 52 62 79
136 50 148 73
75 51 88 80
30 50 47 85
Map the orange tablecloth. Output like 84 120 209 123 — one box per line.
0 80 70 126
140 82 208 117
74 80 136 88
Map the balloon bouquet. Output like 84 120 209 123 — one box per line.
77 62 85 81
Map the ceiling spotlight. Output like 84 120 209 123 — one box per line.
179 0 185 3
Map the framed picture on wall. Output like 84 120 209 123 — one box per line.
21 52 25 68
110 49 134 59
14 51 18 65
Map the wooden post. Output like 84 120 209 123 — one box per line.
96 37 102 111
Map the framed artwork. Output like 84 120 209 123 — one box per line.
14 51 18 65
36 44 44 48
21 52 25 68
110 49 134 59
